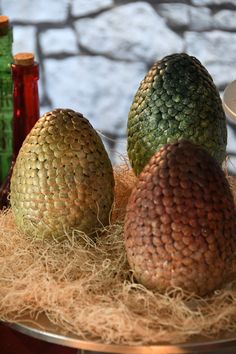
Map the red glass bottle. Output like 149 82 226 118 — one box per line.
0 53 40 208
12 52 40 159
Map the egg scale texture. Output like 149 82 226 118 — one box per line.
127 53 227 175
124 140 236 296
10 108 114 239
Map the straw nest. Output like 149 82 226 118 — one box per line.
1 163 236 346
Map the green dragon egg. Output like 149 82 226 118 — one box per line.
10 108 114 239
127 53 227 175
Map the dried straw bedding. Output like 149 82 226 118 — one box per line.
1 164 236 346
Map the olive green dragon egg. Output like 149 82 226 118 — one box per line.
124 140 236 296
10 108 114 239
127 53 227 175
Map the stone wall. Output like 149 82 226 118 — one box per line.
1 0 236 171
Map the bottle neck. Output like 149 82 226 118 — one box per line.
0 22 13 185
0 26 13 70
12 62 40 158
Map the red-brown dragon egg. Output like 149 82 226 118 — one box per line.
124 140 236 296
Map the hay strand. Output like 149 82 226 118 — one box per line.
1 167 236 345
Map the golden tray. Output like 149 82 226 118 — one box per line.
4 313 236 354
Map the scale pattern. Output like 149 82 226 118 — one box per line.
10 108 114 238
127 53 227 175
124 140 236 296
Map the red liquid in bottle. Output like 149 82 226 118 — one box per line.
12 53 40 158
0 53 40 208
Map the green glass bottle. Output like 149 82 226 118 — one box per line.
0 53 40 209
0 15 13 184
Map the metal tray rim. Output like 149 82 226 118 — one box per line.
5 314 236 354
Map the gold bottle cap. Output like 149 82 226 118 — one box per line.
13 53 35 66
0 15 9 29
0 15 9 34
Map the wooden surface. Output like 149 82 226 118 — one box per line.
0 323 77 354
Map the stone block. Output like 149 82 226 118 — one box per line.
1 0 69 22
75 1 184 62
192 0 236 5
189 7 213 30
13 26 37 58
157 4 190 28
206 62 236 88
158 4 212 31
214 10 236 30
71 0 114 17
40 28 79 55
43 56 147 135
185 31 236 64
